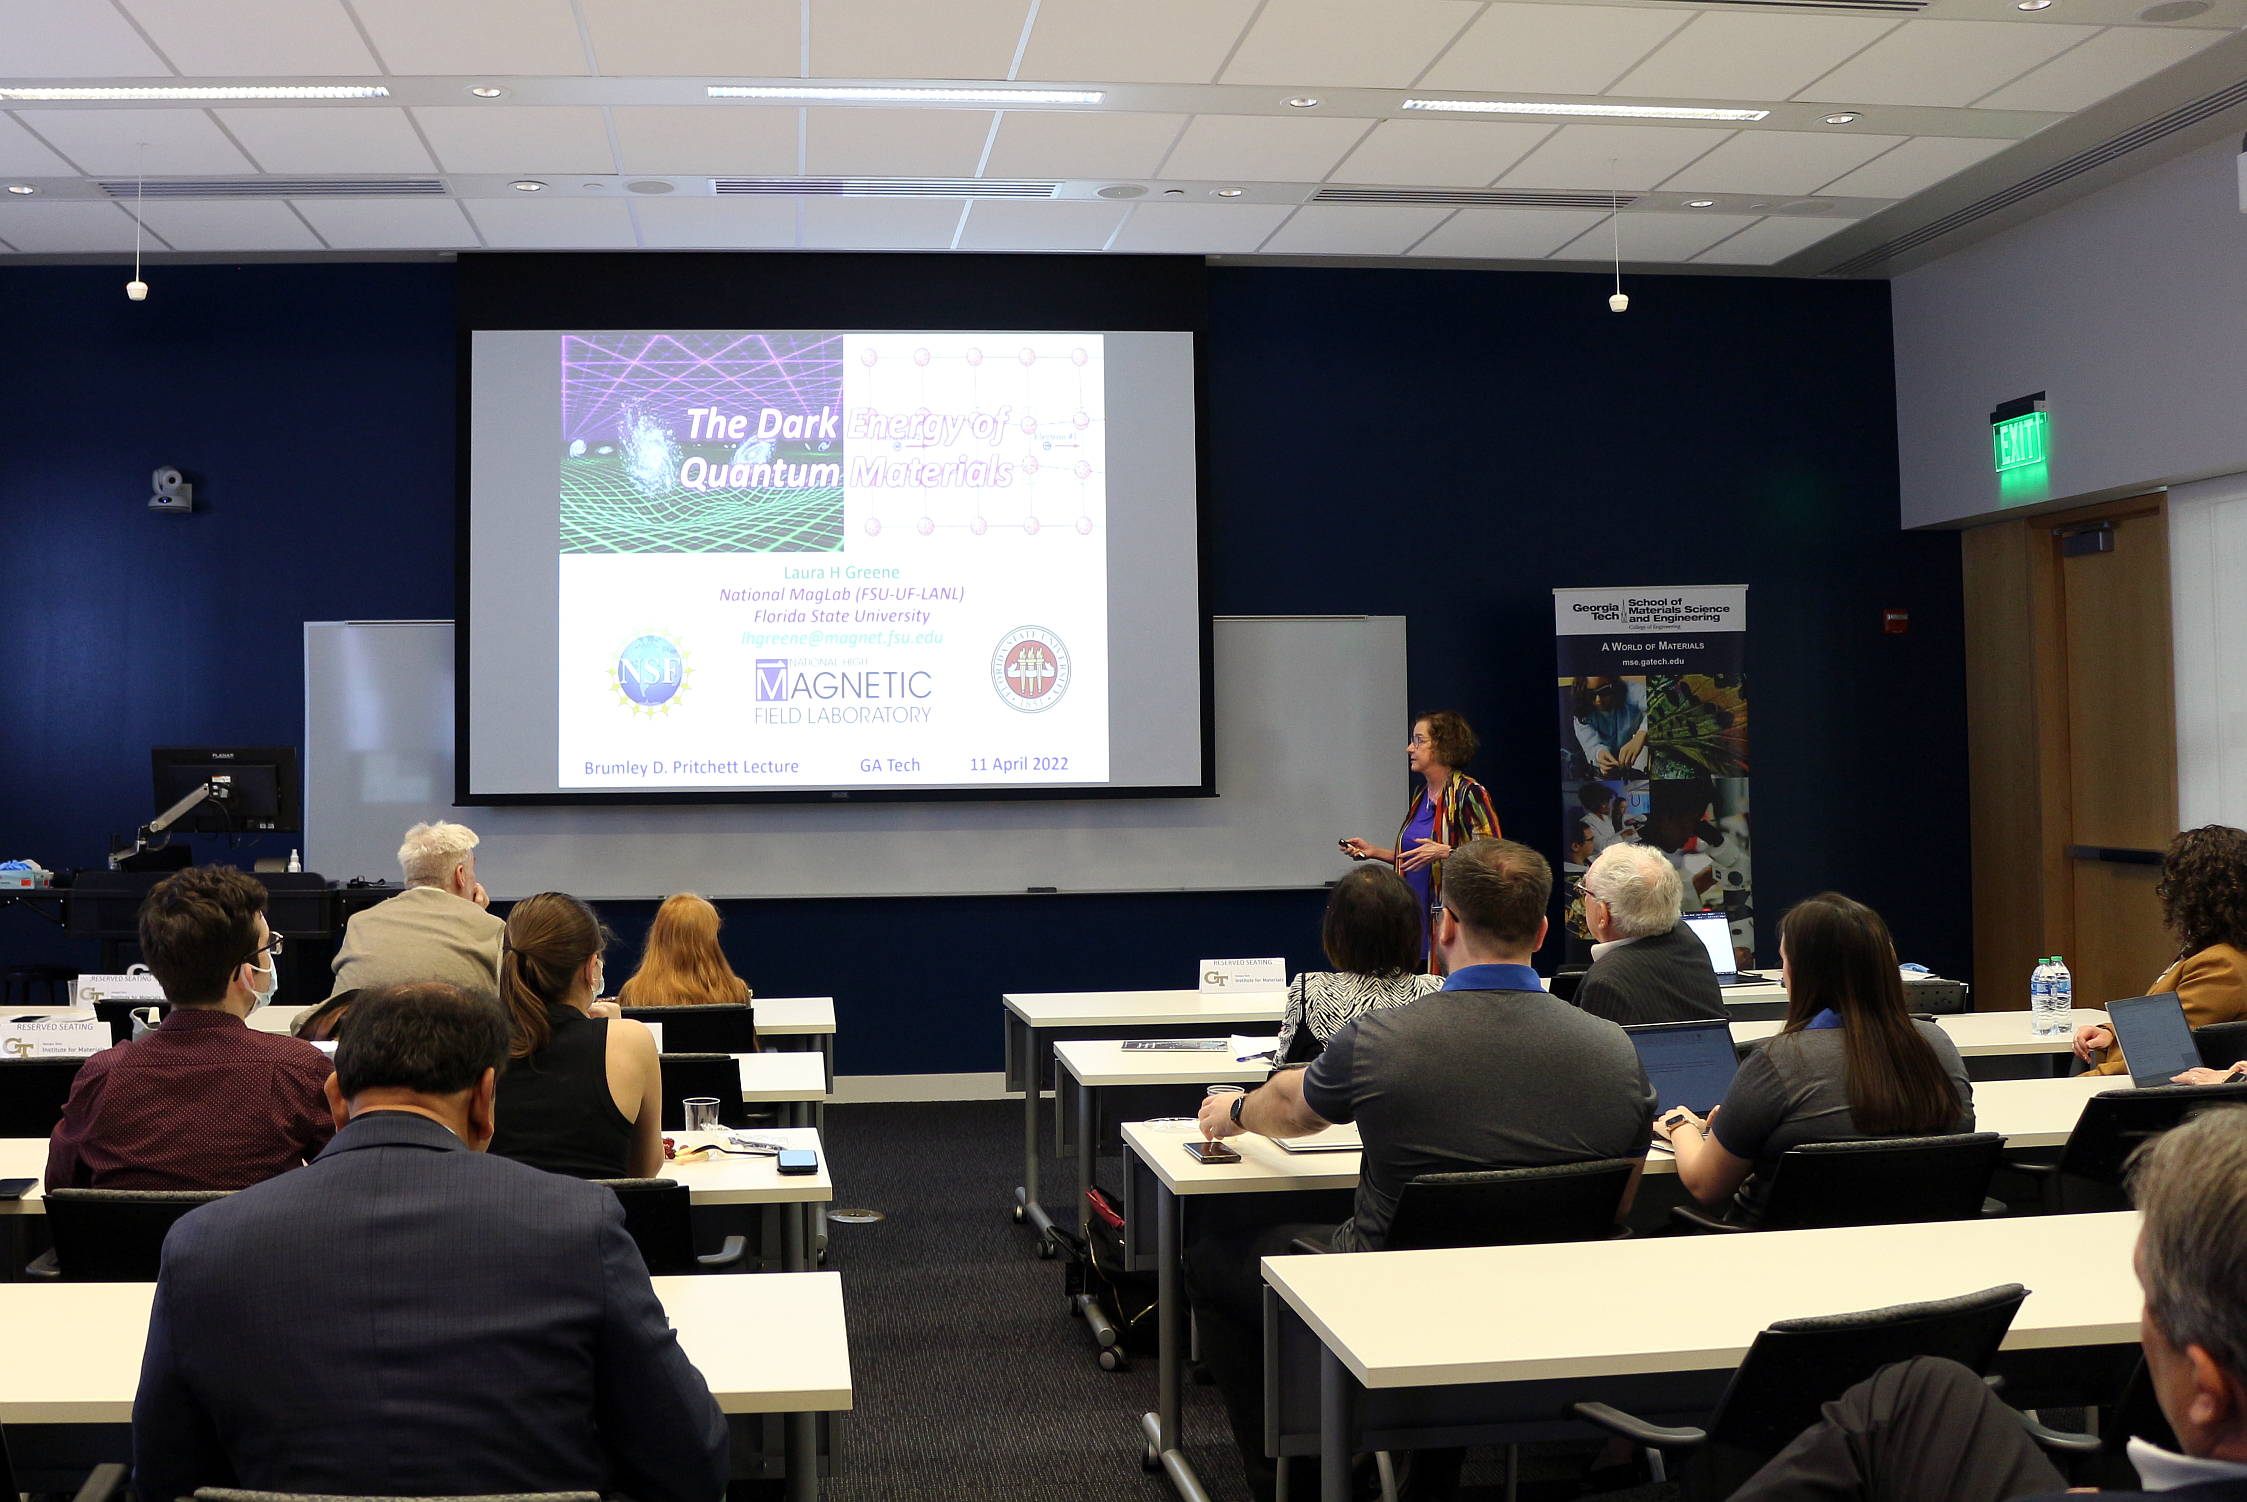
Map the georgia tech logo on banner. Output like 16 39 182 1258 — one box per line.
610 631 691 717
991 626 1070 713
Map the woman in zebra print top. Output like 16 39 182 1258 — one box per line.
1277 866 1445 1064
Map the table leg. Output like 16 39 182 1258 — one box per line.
1077 1071 1096 1244
784 1411 819 1502
1019 1027 1057 1244
1145 1180 1216 1502
1320 1346 1351 1502
784 1202 808 1273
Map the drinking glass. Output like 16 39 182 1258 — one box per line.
683 1097 720 1133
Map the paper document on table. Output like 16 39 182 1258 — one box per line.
1231 1035 1279 1061
1276 1124 1361 1154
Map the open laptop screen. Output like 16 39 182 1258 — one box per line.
2105 993 2200 1090
1680 911 1736 979
1626 1019 1740 1116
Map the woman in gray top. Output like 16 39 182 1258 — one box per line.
1655 892 1973 1223
1277 866 1443 1065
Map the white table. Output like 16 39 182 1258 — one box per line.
1266 1212 2142 1502
1735 1009 2107 1076
734 1051 829 1129
0 1272 852 1502
1002 988 1287 1245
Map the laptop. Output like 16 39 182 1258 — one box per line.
1625 1019 1741 1124
1682 910 1771 987
2104 993 2202 1089
1275 1123 1362 1154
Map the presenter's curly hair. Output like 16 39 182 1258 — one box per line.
2157 825 2247 961
1415 710 1479 771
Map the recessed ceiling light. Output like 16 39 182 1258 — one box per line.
5 184 33 195
1684 199 1717 208
0 84 390 100
1214 187 1245 196
1822 112 1860 124
2017 1 2054 9
2141 0 2210 19
469 86 507 98
1287 97 1320 108
707 85 1102 104
511 180 546 191
1403 97 1768 122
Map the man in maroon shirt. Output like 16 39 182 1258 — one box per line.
47 866 336 1190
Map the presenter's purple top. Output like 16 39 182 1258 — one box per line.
1398 793 1439 958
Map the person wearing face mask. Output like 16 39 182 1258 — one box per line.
46 866 337 1190
487 891 665 1180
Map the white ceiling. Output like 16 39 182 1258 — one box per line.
0 0 2237 270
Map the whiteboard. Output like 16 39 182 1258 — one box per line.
304 616 1407 901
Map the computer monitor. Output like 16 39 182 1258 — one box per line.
1625 1019 1740 1117
149 746 300 834
2104 993 2201 1090
1680 910 1738 980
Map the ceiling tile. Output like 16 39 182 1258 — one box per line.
1014 0 1258 84
611 106 798 176
799 196 965 248
633 196 800 248
0 0 172 75
134 199 323 250
350 0 590 75
1973 25 2225 110
121 0 379 74
0 115 77 176
982 112 1187 179
1261 203 1453 254
955 198 1127 249
1329 119 1552 187
1660 129 1903 195
1420 4 1689 96
1691 214 1851 264
1815 134 2009 197
293 197 481 248
1157 115 1371 181
1498 123 1729 192
1611 13 1901 102
413 107 615 174
19 110 253 175
1795 19 2099 107
1548 210 1759 260
1104 201 1292 252
805 108 993 176
463 197 638 248
0 200 144 251
214 108 435 174
1408 208 1608 259
809 0 1030 79
1220 0 1480 89
581 0 798 75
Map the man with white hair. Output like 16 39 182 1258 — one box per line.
327 822 505 1000
1572 843 1726 1027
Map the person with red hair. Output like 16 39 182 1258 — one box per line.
618 893 755 1027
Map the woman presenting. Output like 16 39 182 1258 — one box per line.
1339 710 1500 968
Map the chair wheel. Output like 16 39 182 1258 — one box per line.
1099 1347 1128 1372
1142 1442 1161 1471
1036 1236 1057 1260
1012 1204 1025 1222
1189 1359 1215 1386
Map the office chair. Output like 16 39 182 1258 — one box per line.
657 1053 752 1130
590 1179 745 1273
2195 1019 2247 1071
1565 1284 2090 1498
1289 1159 1639 1255
622 1002 757 1054
1 965 78 1008
2004 1081 2247 1215
197 1491 600 1502
0 1057 86 1137
2 1424 127 1502
28 1188 232 1281
1673 1133 2004 1233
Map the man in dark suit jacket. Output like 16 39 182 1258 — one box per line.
1573 844 1727 1027
132 982 729 1502
1727 1106 2247 1502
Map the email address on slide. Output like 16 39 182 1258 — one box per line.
738 629 944 649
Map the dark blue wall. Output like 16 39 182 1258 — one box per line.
0 260 1966 1075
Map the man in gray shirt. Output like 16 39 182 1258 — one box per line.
1187 839 1656 1501
328 822 506 999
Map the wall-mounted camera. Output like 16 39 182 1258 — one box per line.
150 466 194 514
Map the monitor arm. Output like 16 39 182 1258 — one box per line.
109 781 221 869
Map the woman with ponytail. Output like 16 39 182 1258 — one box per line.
488 892 665 1180
1654 892 1973 1223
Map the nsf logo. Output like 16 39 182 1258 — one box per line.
611 632 691 717
992 626 1070 713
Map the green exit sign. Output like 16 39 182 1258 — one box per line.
1991 402 2048 472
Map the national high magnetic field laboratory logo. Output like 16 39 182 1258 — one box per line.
992 626 1069 713
610 631 691 716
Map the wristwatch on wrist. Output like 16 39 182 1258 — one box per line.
1230 1094 1247 1128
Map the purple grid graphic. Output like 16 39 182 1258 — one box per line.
561 332 842 440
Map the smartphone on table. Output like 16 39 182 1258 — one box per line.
0 1178 36 1200
777 1149 819 1175
1184 1140 1241 1165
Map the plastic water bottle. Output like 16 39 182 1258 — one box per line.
2044 955 2073 1037
287 848 302 873
2030 957 2054 1036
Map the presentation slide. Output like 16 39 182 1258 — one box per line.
466 328 1204 803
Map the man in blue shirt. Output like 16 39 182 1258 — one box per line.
1187 839 1656 1500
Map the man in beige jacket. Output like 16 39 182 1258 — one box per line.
328 822 506 999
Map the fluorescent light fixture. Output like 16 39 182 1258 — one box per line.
0 84 390 100
707 85 1102 104
1403 97 1768 122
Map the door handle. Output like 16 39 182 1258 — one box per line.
2065 845 2164 865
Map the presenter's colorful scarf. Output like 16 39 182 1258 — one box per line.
1392 772 1501 972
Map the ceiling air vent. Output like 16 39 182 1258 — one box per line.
1314 186 1640 209
714 177 1058 198
98 178 446 198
